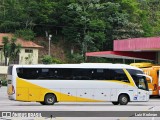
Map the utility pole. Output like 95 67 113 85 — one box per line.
48 34 52 56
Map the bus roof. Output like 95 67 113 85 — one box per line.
130 62 154 68
11 63 142 70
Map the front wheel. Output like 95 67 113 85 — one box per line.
44 94 56 105
118 94 129 105
112 102 119 105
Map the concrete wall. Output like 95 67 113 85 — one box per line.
19 48 38 64
0 49 5 65
0 48 39 65
0 66 8 75
0 48 39 75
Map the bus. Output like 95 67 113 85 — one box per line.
7 64 150 105
130 62 160 96
143 66 160 96
130 62 154 68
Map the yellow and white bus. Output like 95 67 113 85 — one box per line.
7 64 149 105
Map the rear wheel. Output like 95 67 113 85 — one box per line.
118 94 129 105
44 94 56 105
112 102 119 105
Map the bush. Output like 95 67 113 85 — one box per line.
1 79 7 86
41 55 62 64
41 55 53 64
52 57 62 64
68 53 84 63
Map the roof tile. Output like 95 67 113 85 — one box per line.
0 33 43 48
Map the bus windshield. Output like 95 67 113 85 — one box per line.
127 69 149 91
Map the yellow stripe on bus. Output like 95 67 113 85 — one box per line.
16 77 103 102
123 69 136 87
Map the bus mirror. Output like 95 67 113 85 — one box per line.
137 74 153 83
145 74 153 83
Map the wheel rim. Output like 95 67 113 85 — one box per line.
122 97 127 103
47 97 54 103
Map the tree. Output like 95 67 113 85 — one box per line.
2 36 10 65
2 36 21 65
61 0 106 61
9 37 22 64
102 1 144 50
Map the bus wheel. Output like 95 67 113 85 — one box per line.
118 94 129 105
112 102 119 105
44 94 56 105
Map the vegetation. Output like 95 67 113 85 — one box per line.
0 76 7 86
2 36 21 65
41 55 62 64
0 0 160 63
15 29 36 40
1 78 7 86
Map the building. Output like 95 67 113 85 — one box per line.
86 37 160 64
0 33 43 75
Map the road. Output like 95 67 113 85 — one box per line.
0 87 160 120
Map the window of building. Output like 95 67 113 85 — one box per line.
25 49 33 53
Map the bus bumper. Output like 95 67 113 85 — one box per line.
8 95 15 100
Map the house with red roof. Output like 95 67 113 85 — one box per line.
0 33 43 75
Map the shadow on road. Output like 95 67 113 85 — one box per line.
10 103 149 107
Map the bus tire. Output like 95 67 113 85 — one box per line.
112 102 119 105
44 94 56 105
118 94 129 105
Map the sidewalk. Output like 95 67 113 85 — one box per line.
0 86 7 99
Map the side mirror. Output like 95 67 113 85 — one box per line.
145 74 153 83
137 74 153 83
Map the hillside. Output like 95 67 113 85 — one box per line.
34 37 66 63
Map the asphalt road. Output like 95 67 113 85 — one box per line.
0 86 160 120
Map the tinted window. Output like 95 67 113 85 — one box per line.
16 68 129 82
17 68 40 79
110 69 129 82
127 69 148 90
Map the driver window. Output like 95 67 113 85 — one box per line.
138 77 146 90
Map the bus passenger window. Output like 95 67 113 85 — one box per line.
110 69 129 82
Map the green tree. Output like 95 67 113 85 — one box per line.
2 36 10 65
2 36 21 65
61 0 106 61
139 0 160 36
9 37 21 64
102 1 144 50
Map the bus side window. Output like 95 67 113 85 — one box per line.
38 68 49 79
29 68 40 79
110 69 129 82
17 68 23 78
71 68 92 80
